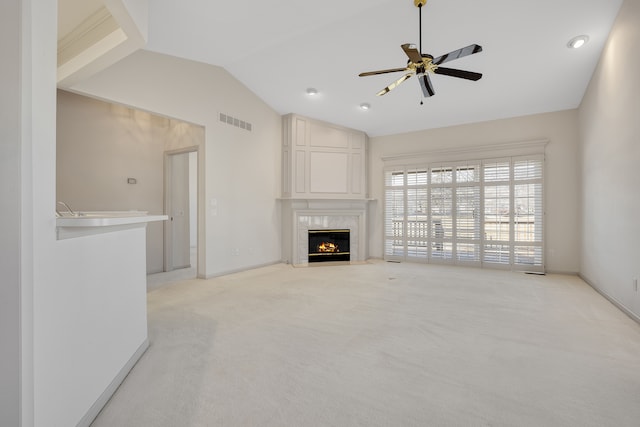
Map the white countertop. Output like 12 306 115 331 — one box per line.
56 214 168 227
56 212 168 239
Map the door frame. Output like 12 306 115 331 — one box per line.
164 146 201 274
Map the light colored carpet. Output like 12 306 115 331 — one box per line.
146 247 197 292
92 261 640 426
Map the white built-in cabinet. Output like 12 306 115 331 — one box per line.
282 114 368 199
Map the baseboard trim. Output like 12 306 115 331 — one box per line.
545 270 579 275
76 338 150 427
580 274 640 325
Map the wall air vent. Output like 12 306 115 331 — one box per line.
219 113 252 132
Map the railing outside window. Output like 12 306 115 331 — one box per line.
384 155 544 272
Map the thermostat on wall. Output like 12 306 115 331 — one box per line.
127 178 137 184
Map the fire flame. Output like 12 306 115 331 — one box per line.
318 242 339 253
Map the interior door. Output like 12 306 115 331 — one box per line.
165 152 191 271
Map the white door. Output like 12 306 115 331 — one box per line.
165 152 191 271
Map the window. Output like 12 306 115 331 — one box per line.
384 155 544 272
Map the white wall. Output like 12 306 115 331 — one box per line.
71 50 283 277
56 90 204 273
1 1 153 425
578 0 640 318
40 228 150 427
0 0 23 424
368 110 581 273
25 2 60 425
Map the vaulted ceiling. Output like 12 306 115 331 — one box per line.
60 0 624 136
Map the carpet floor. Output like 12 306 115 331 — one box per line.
91 261 640 426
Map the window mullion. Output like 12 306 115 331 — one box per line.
451 174 457 264
403 169 408 260
480 163 485 267
509 158 515 266
426 168 432 261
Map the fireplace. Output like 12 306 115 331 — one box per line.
282 199 367 266
308 229 350 263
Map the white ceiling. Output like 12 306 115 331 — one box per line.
119 1 625 136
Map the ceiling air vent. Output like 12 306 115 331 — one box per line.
219 113 252 132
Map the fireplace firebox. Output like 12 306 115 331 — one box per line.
308 229 350 263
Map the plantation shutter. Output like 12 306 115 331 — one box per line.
384 170 405 260
429 165 453 261
455 163 481 265
383 153 544 272
512 155 544 272
406 168 428 260
483 160 511 267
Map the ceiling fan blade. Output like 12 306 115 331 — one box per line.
359 67 409 77
433 44 483 65
419 74 435 97
376 73 412 96
434 67 482 81
401 43 423 64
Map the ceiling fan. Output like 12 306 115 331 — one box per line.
359 0 483 101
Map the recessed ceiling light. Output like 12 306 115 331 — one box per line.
567 35 589 49
360 103 371 110
306 88 318 96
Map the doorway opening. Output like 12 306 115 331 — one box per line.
164 148 199 276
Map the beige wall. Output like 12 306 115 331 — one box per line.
56 90 204 273
369 110 581 273
71 50 283 277
578 0 640 318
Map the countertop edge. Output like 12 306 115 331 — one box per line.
56 215 169 228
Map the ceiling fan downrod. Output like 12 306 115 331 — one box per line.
415 0 427 54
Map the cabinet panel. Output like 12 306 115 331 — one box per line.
351 153 362 194
309 152 348 193
295 118 306 147
282 150 290 195
350 132 365 149
310 123 349 148
295 150 306 193
282 114 367 199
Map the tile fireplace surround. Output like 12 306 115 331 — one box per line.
281 199 369 266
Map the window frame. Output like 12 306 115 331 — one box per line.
383 154 544 272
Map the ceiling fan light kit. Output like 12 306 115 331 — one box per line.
359 0 482 101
